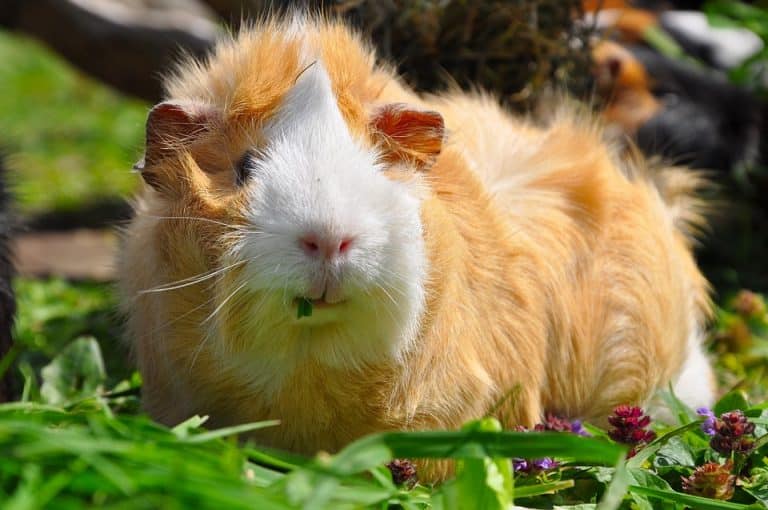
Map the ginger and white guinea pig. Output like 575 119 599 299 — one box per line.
118 17 714 478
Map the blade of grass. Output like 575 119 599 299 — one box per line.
514 479 575 498
627 421 702 468
182 420 280 443
597 458 630 510
628 485 755 509
243 445 311 471
329 430 625 476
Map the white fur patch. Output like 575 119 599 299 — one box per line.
672 329 715 410
215 61 428 395
650 326 715 424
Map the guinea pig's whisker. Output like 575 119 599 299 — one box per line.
375 284 399 308
361 287 379 317
247 285 273 316
189 326 221 372
190 278 272 370
137 259 247 295
140 214 246 231
362 286 396 324
147 293 219 339
201 281 249 326
365 268 409 297
375 265 412 285
280 280 290 306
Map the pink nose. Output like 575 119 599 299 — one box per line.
299 234 354 260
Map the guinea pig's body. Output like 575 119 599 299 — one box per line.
119 18 713 475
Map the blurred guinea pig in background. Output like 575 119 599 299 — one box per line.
119 16 714 480
586 0 764 173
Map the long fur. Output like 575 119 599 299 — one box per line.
118 17 713 480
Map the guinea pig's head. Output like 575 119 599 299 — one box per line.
137 46 444 377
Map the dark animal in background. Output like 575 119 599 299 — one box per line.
0 156 15 402
589 3 763 172
631 44 759 171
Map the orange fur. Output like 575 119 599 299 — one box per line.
119 17 712 481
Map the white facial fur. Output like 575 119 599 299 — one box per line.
216 61 428 390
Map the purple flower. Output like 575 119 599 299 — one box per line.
386 459 418 488
697 407 717 437
512 458 529 472
570 419 590 437
513 414 587 474
513 457 558 474
608 405 656 452
693 409 757 455
532 457 559 470
710 410 756 456
533 414 591 437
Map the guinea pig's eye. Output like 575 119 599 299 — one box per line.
235 151 254 186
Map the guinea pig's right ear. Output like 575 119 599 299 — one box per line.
370 104 445 171
135 101 218 190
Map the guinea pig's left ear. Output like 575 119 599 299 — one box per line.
370 103 445 170
135 101 219 188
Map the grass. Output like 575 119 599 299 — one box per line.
4 278 768 509
2 17 768 510
0 30 146 215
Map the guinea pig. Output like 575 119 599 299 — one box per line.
118 16 714 479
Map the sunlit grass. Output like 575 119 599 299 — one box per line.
3 277 767 509
0 30 146 215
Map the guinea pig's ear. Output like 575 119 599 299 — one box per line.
370 104 445 171
136 101 218 189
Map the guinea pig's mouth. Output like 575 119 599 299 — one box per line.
295 297 341 308
293 295 347 320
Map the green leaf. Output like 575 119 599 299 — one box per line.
629 485 754 510
297 298 313 319
244 445 308 471
329 429 625 476
4 463 43 510
643 25 687 61
514 480 575 498
653 436 696 468
714 390 750 416
40 337 106 406
171 415 210 438
597 459 630 510
182 420 281 443
591 466 615 483
452 418 512 510
627 468 674 510
627 421 702 468
659 385 697 425
704 0 768 38
742 467 768 506
628 468 673 490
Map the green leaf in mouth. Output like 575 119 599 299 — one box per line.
297 297 313 319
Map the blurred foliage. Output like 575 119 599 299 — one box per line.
710 289 768 404
6 278 129 397
0 30 145 216
335 0 593 110
705 0 768 97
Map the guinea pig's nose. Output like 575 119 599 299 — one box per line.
299 233 354 261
